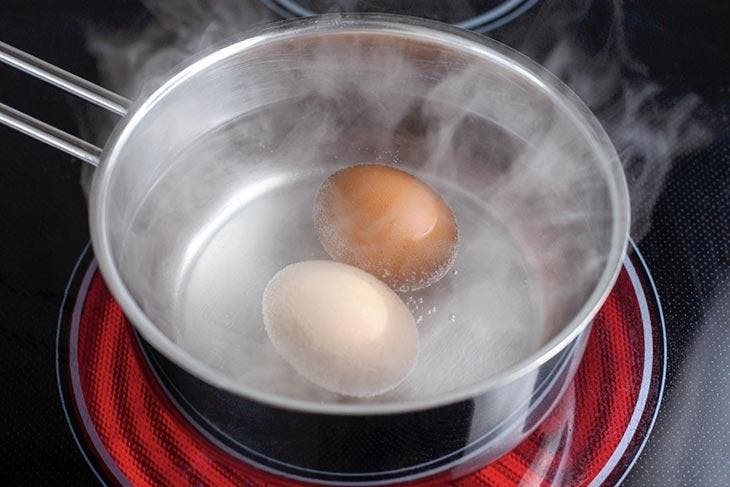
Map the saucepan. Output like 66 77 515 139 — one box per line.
0 14 629 484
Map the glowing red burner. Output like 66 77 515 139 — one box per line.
65 253 663 486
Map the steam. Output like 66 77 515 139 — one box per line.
513 0 710 239
87 0 275 97
277 0 482 24
80 0 710 402
80 0 275 194
84 0 710 240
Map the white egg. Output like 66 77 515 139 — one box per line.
262 260 418 397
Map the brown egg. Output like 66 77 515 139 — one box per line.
314 164 458 291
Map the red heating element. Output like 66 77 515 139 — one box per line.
68 262 662 486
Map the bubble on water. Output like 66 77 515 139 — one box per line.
449 313 456 323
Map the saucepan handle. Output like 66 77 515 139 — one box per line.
0 41 131 166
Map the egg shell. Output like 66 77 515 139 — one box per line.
314 164 458 291
262 260 418 397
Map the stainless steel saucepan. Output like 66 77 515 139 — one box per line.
0 14 629 484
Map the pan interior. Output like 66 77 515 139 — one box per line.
103 29 617 406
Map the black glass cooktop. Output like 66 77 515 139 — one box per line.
1 0 727 484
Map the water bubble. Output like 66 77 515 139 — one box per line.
449 313 456 323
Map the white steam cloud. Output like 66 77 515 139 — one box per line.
79 0 710 402
83 0 710 240
513 0 710 239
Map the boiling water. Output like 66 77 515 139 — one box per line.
123 96 545 404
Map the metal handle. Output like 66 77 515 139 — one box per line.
0 41 132 166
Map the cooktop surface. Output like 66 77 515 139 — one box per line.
1 0 727 485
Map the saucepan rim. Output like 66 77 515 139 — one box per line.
88 13 630 416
